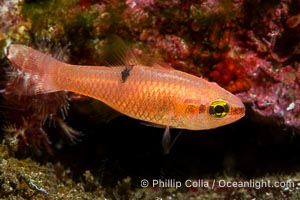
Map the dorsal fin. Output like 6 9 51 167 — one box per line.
100 35 139 66
100 35 173 69
139 54 173 69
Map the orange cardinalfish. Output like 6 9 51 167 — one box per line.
6 44 245 153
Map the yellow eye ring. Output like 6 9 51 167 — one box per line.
209 99 229 118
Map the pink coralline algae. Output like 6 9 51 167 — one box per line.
2 0 300 153
231 1 300 131
126 0 180 9
192 0 300 131
126 0 155 9
143 30 190 62
238 52 300 129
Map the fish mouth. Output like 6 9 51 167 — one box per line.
219 105 245 126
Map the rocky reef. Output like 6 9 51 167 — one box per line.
1 0 300 199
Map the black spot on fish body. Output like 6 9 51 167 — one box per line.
121 65 133 83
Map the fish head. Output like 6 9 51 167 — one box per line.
190 82 245 130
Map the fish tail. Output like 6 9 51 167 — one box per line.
6 44 63 94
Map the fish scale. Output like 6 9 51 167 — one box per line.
115 71 174 124
57 66 183 127
6 44 245 130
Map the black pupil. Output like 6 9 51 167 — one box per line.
209 102 229 117
215 105 224 114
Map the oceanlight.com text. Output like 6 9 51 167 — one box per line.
140 178 295 190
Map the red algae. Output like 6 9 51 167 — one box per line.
2 1 300 199
2 0 300 152
238 51 300 128
209 58 251 93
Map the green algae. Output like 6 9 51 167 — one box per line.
21 0 86 41
2 0 300 199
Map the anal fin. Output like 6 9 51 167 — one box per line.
162 127 183 155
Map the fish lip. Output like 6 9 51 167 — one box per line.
237 105 246 119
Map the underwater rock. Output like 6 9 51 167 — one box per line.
1 0 300 198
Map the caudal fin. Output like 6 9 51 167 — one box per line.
6 44 63 94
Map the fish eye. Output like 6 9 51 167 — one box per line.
209 100 229 118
